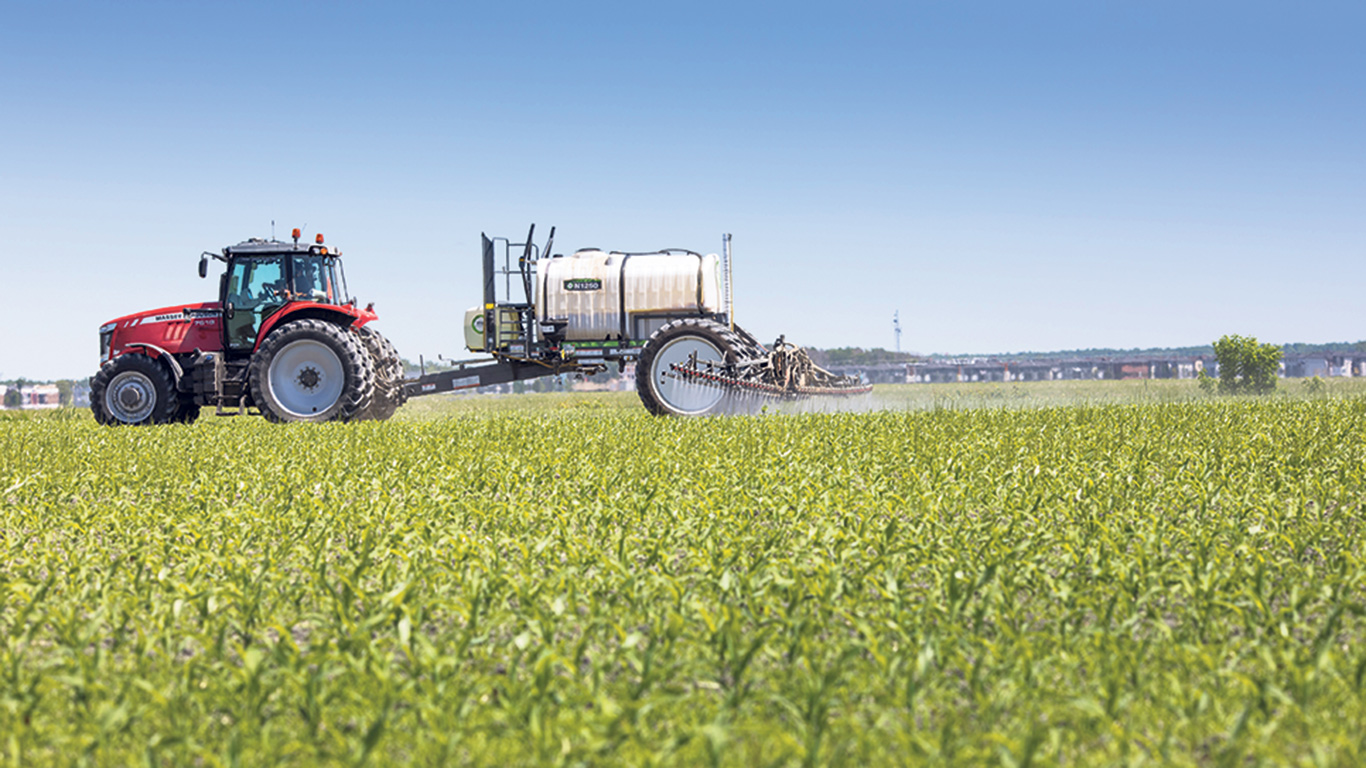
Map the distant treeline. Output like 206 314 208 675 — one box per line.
1280 341 1366 356
971 341 1366 362
807 348 920 366
810 340 1366 365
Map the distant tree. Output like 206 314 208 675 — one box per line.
1212 335 1282 395
4 378 25 409
1196 369 1217 394
55 380 74 407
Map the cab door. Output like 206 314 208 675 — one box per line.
223 256 287 352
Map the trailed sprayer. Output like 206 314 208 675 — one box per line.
89 225 867 425
406 225 869 416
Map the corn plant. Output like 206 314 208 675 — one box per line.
1 396 1365 765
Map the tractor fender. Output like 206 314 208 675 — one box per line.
255 305 371 351
122 343 185 380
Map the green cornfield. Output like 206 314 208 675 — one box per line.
4 388 1366 765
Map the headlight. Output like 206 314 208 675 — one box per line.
99 323 115 361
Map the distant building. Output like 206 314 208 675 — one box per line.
819 363 908 385
0 382 90 409
907 356 1212 383
3 384 62 409
1281 354 1354 378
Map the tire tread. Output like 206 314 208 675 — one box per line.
635 318 746 417
89 354 179 426
249 318 375 423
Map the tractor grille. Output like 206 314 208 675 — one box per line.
99 330 112 361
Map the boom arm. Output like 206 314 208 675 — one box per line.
403 356 603 398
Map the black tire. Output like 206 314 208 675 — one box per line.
635 318 746 417
90 354 179 426
172 397 201 424
249 318 375 423
355 325 406 421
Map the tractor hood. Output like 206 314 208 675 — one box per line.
102 302 222 330
101 302 224 362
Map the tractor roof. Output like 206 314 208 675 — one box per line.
222 239 336 257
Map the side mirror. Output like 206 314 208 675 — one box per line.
225 302 235 320
198 255 208 278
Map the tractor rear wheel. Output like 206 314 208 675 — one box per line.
356 325 406 421
249 319 375 423
90 354 179 426
635 318 743 416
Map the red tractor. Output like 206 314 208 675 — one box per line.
90 230 405 425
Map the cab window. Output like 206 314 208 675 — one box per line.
225 257 285 349
291 255 337 303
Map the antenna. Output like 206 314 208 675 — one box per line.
722 233 734 332
893 310 902 354
271 220 275 240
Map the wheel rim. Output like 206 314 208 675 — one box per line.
105 370 157 423
267 339 345 418
650 335 727 415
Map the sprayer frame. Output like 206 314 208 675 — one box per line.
403 225 734 398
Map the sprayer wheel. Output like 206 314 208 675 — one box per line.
636 318 748 416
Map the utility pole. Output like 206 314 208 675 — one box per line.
893 310 902 354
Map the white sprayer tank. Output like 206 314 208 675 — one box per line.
536 250 723 341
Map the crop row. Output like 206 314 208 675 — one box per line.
2 399 1365 765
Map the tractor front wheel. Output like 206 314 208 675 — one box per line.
249 319 375 423
90 354 179 426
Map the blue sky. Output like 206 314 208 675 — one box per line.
2 1 1362 380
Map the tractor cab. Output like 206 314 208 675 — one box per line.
204 230 355 354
